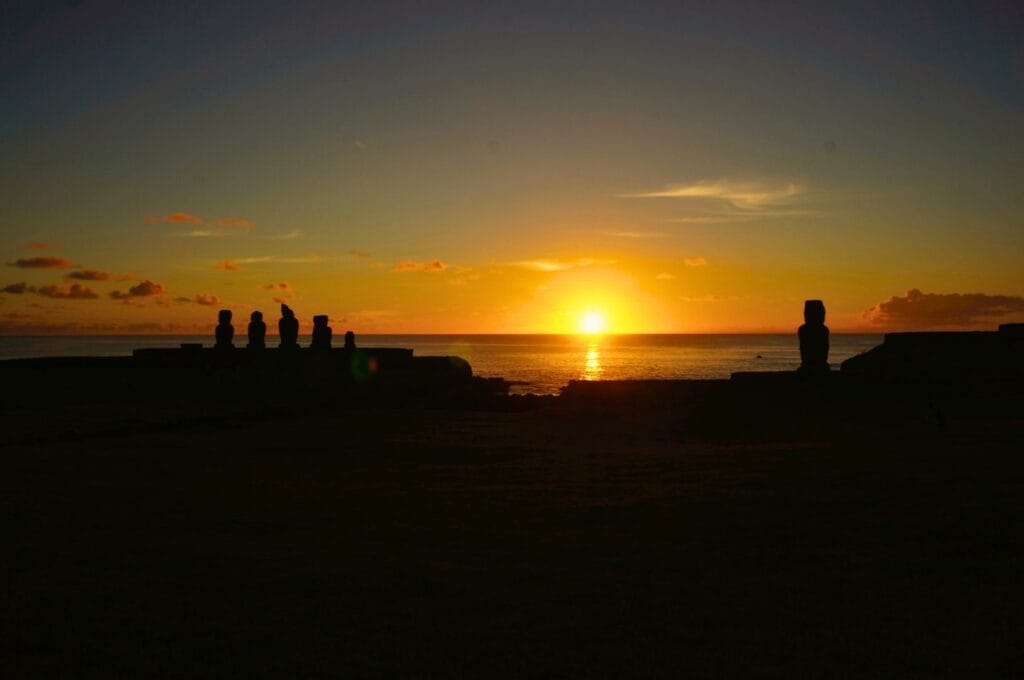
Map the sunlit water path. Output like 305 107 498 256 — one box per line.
0 334 882 395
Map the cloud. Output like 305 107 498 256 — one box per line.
656 272 675 281
354 139 367 150
624 179 802 207
109 280 165 299
150 213 253 236
35 284 99 299
147 212 204 225
2 282 97 299
604 231 669 239
8 256 75 269
864 289 1024 328
272 296 290 304
265 229 302 240
624 179 815 224
348 249 369 257
512 258 616 272
173 230 226 238
215 259 242 272
680 294 739 302
392 259 448 273
193 293 221 306
228 255 322 266
64 269 137 282
65 269 110 281
683 257 708 267
26 241 55 250
212 218 253 229
3 282 32 293
261 282 292 291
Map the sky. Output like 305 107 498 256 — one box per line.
1 0 1022 334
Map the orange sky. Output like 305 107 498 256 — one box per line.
2 4 1022 334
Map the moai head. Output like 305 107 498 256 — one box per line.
250 311 263 322
281 304 295 319
313 314 329 329
804 300 826 325
218 309 232 324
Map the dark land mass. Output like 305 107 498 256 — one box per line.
2 330 1023 676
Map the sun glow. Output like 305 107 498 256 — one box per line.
580 310 607 335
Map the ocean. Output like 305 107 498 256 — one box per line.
0 334 883 394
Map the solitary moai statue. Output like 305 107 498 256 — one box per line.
344 330 356 350
215 309 234 349
311 315 333 350
278 304 299 350
798 299 829 373
247 311 266 349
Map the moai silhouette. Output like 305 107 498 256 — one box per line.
278 304 299 350
215 309 234 349
247 311 266 349
311 315 333 350
798 299 830 373
344 330 356 350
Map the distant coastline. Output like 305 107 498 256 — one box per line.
0 334 883 395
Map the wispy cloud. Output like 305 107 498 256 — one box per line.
173 230 228 238
265 229 302 240
26 241 55 250
392 259 447 273
603 231 670 239
680 294 740 302
212 218 252 229
147 212 204 225
348 248 369 258
683 257 708 267
656 272 675 281
149 212 254 236
512 258 616 272
8 256 75 269
624 179 802 207
215 255 322 271
864 289 1024 328
623 179 814 223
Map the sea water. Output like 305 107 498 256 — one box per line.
0 334 883 394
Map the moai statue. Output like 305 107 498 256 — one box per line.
311 315 333 350
798 299 830 373
278 304 299 350
215 309 234 349
344 330 356 350
247 311 266 350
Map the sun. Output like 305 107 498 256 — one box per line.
579 310 607 335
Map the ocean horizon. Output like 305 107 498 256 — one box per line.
0 333 884 394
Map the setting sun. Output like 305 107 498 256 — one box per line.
580 310 607 335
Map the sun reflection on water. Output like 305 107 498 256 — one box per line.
581 342 603 381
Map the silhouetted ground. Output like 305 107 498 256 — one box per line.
3 391 1023 676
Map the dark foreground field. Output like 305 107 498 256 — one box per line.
3 394 1023 676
